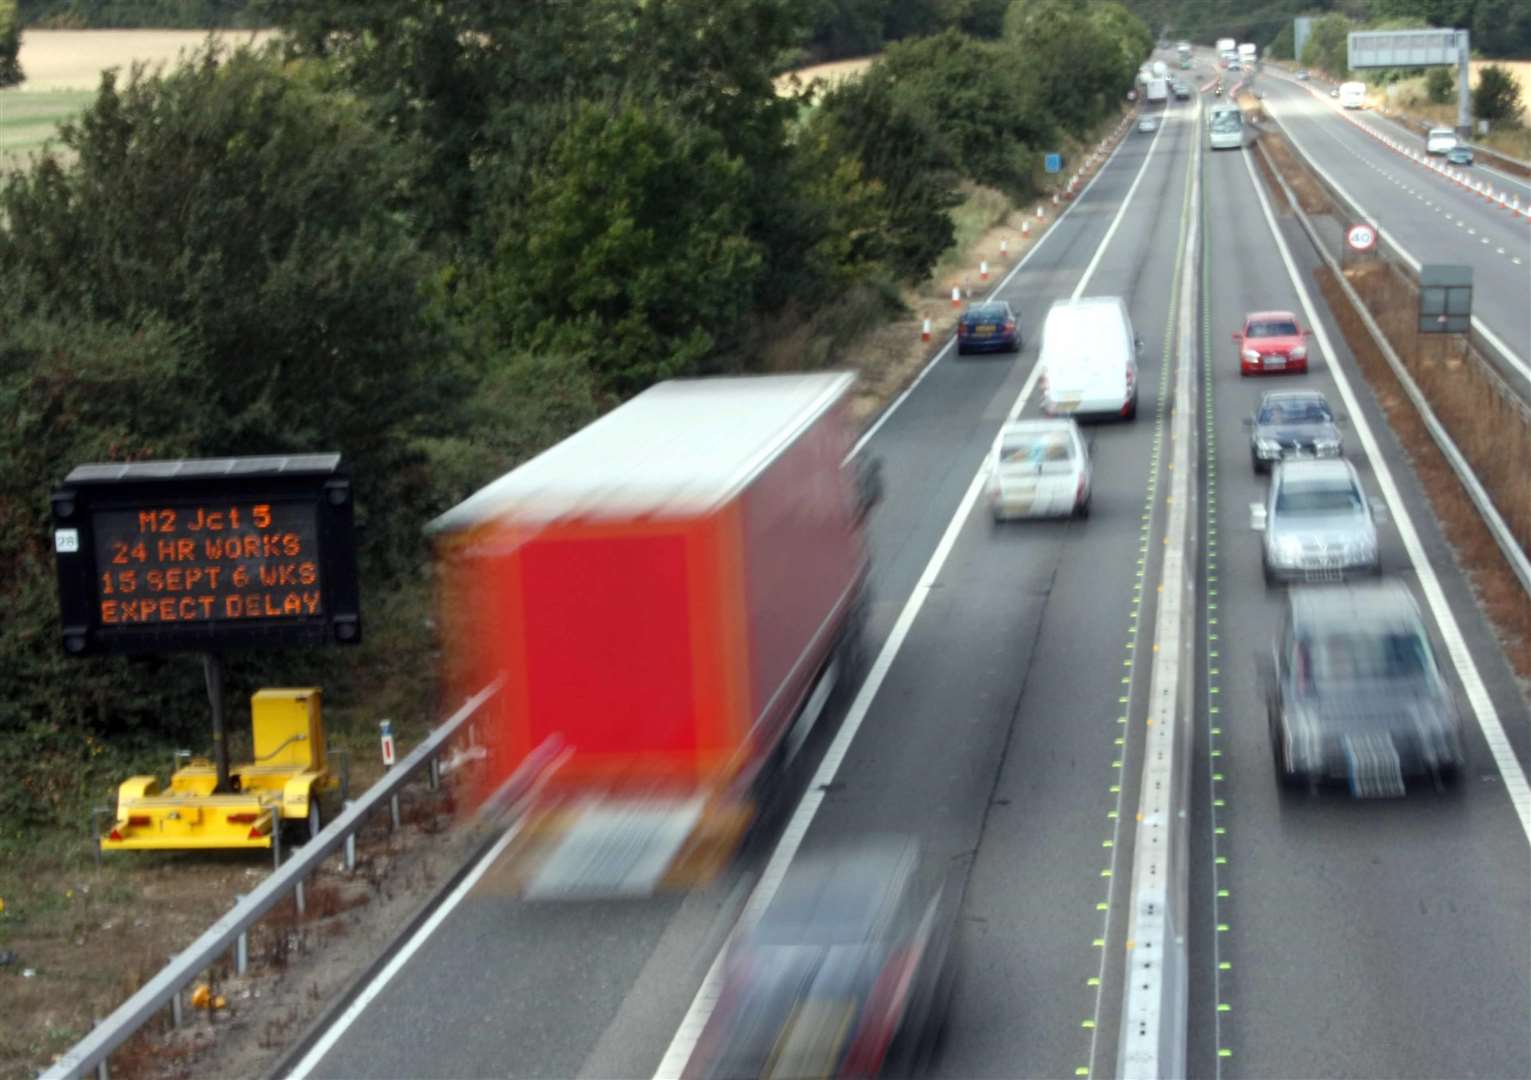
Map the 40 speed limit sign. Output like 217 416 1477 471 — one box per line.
1346 223 1378 252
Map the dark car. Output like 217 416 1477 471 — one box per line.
1173 81 1192 100
684 837 956 1080
1262 581 1466 796
1296 69 1310 80
957 299 1021 355
1445 145 1474 166
1245 390 1344 473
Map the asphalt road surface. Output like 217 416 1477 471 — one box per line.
291 65 1531 1080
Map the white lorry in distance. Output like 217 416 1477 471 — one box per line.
1146 77 1169 104
1426 127 1459 154
1216 37 1236 64
1152 60 1169 79
1339 81 1367 109
1238 42 1257 65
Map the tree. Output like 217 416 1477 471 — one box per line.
876 30 1051 197
1426 66 1454 104
0 45 461 579
1267 22 1295 61
0 0 22 88
810 72 963 281
1474 64 1524 124
1300 13 1352 79
485 99 765 398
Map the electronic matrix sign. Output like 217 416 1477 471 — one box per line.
51 455 360 655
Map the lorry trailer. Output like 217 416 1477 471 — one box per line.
428 373 878 896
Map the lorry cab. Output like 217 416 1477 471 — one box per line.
1426 127 1459 155
1338 82 1367 109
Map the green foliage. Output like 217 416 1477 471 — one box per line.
1267 22 1295 61
0 0 22 86
808 72 963 281
1474 64 1524 124
1427 66 1455 104
1300 13 1351 79
875 30 1049 197
486 99 765 397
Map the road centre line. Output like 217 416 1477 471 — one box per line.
1240 147 1531 843
656 108 1174 1080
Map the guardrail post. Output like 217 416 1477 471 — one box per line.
171 988 184 1029
389 794 401 831
234 893 249 976
344 801 357 871
93 1030 108 1080
271 816 283 870
428 755 440 792
90 807 110 870
294 877 306 919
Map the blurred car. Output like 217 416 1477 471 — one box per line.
1328 87 1340 98
1246 390 1344 473
1138 116 1159 133
1296 69 1310 80
988 419 1091 520
1445 145 1474 166
1173 82 1192 100
1234 309 1311 376
1425 126 1458 155
956 299 1021 355
1262 580 1466 795
684 837 956 1080
1252 459 1383 585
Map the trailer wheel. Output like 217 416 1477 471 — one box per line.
304 799 323 842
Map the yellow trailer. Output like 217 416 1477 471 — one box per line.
102 688 336 851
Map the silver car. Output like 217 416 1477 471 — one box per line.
987 419 1091 520
1251 459 1384 584
1261 581 1465 795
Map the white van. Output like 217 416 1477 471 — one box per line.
1039 297 1140 420
1425 127 1458 155
1338 81 1367 109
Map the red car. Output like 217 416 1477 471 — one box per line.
1234 310 1311 376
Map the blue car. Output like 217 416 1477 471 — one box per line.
1445 145 1474 166
956 300 1021 355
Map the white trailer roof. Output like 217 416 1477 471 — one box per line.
427 372 854 532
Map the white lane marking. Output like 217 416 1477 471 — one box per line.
1242 149 1531 843
849 129 1134 461
655 112 1174 1080
1270 104 1531 384
1073 112 1168 299
285 820 527 1078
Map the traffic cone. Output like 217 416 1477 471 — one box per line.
951 285 961 308
980 260 989 281
921 318 932 342
1000 238 1009 260
1022 219 1032 238
1035 205 1044 219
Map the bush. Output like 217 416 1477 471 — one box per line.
1427 67 1455 105
0 0 21 87
1474 64 1524 124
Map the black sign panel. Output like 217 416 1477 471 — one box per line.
52 455 360 655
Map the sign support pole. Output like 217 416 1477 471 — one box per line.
203 652 231 794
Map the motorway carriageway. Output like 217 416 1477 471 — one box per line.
288 79 1531 1080
1255 68 1531 400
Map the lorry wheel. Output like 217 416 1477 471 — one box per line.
305 799 323 842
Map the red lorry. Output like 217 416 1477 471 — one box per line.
429 373 879 895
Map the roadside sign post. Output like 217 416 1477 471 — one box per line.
1419 264 1472 334
1045 152 1063 174
1343 221 1377 271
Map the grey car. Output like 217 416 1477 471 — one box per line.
1252 459 1383 584
1245 390 1344 473
1261 581 1466 795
